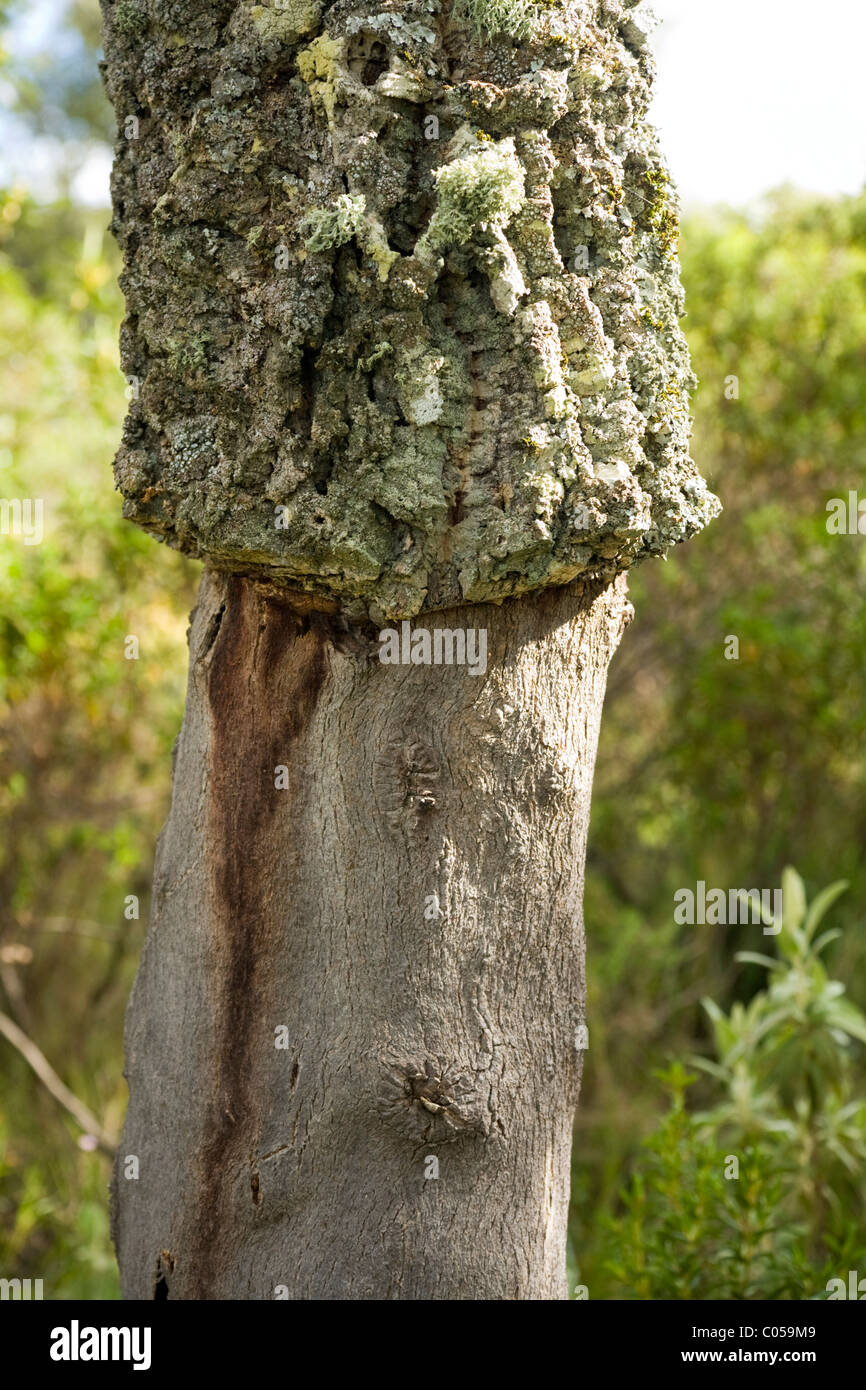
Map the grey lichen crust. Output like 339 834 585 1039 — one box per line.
101 0 719 621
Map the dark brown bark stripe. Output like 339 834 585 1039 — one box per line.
187 579 329 1294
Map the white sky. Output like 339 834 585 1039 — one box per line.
649 0 866 206
3 0 866 207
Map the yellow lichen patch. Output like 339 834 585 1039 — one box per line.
358 213 400 282
250 0 322 44
297 33 345 124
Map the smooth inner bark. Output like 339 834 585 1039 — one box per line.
112 567 630 1300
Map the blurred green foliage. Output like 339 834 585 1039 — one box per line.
0 189 197 1298
597 870 866 1299
573 190 866 1299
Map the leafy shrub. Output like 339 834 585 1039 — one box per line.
599 870 866 1299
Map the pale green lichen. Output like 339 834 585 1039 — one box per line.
344 11 438 48
358 210 400 282
300 194 367 252
425 137 526 251
452 0 536 42
356 342 393 374
303 195 399 280
250 0 322 45
114 0 148 36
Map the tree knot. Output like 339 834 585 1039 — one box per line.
377 1056 487 1144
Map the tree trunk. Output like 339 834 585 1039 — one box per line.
112 567 630 1300
101 0 717 1299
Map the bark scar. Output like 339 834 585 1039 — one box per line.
377 1056 487 1144
374 737 442 837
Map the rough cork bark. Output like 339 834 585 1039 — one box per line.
100 0 716 621
101 0 717 1299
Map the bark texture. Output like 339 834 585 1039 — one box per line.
100 0 717 620
112 569 630 1299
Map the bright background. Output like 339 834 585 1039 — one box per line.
4 0 866 207
651 0 866 206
